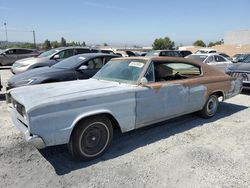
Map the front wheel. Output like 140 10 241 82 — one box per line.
199 94 219 118
68 116 113 161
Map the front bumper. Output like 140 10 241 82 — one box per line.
10 107 46 149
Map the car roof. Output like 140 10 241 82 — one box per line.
113 56 204 66
71 53 118 59
54 46 91 50
5 48 37 51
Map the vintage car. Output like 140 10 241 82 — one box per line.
7 57 242 160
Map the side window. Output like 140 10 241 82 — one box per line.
205 56 214 63
6 49 16 55
86 57 103 69
57 49 74 59
104 56 113 64
154 62 201 82
75 48 91 55
215 55 226 62
174 52 181 57
145 63 155 82
17 49 33 54
159 51 166 56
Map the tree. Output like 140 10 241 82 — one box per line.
104 43 108 46
43 39 51 49
51 41 60 48
81 41 86 46
208 42 214 47
60 37 67 46
193 40 206 47
152 37 175 50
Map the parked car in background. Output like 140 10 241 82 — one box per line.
91 48 116 55
226 56 250 89
146 50 182 57
186 53 232 71
232 53 245 63
179 50 192 57
11 47 93 74
0 48 39 66
115 50 136 57
195 48 217 54
7 57 242 160
11 47 92 74
7 53 118 89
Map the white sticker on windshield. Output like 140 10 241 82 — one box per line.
129 61 144 68
78 57 86 60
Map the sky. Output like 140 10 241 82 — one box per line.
0 0 250 46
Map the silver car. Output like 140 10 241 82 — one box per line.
0 48 39 66
11 47 92 74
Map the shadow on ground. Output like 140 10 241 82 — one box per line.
38 101 248 175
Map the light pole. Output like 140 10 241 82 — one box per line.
32 30 36 48
4 22 8 42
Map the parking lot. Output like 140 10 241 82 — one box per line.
0 68 249 187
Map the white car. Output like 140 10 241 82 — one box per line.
186 53 232 71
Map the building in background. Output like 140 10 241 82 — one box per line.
224 30 250 45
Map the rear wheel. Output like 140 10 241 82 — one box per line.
199 94 219 118
68 116 113 161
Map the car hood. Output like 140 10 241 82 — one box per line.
228 63 250 72
10 79 135 112
14 56 49 65
8 67 63 85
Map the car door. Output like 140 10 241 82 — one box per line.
76 57 104 79
135 61 190 128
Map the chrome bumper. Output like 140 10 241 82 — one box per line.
10 107 45 149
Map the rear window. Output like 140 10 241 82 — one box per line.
187 55 208 62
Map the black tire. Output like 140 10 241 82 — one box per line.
199 94 219 118
68 116 113 161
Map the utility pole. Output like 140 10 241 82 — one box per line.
4 22 8 42
32 30 36 48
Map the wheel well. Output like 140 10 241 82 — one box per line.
71 113 122 139
212 91 224 101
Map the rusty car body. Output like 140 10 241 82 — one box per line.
7 57 242 160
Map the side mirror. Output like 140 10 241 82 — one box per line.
140 77 148 85
78 65 88 70
53 54 60 60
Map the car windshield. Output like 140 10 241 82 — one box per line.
243 55 250 63
38 49 61 58
187 55 208 62
146 51 160 56
93 59 147 84
53 55 87 69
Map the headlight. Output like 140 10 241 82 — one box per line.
21 106 27 120
16 79 36 86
